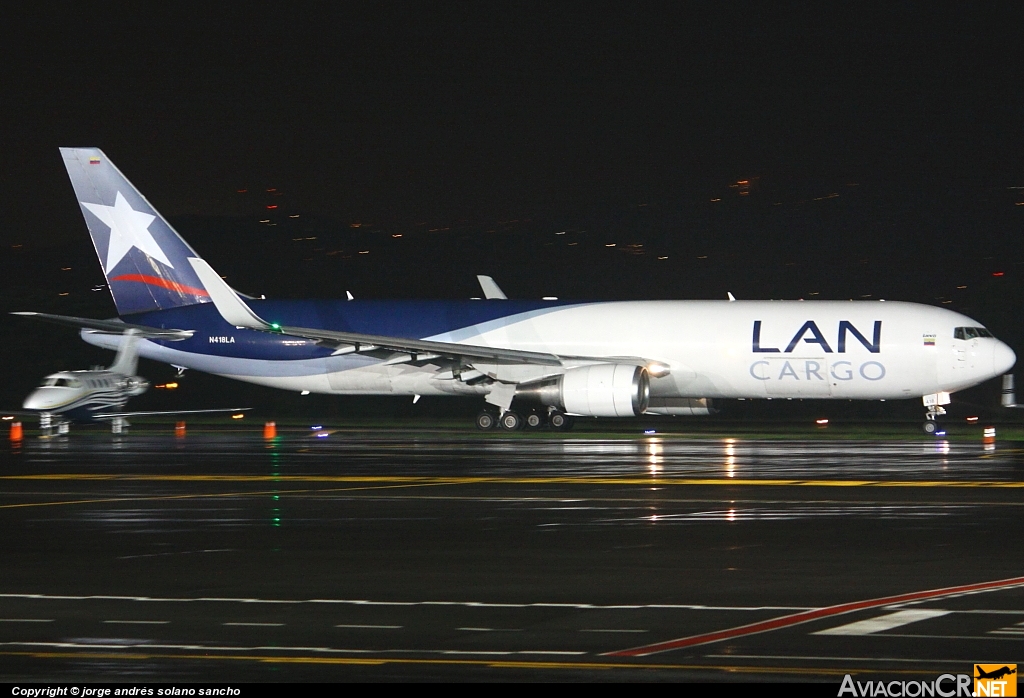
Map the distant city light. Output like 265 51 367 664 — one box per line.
815 418 829 425
231 413 244 419
966 416 979 422
266 205 278 210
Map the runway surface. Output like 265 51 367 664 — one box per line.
1 428 1023 681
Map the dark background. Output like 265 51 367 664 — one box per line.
2 4 1023 421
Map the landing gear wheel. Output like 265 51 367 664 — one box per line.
549 412 574 431
475 411 497 430
499 411 523 430
525 413 544 429
922 421 939 434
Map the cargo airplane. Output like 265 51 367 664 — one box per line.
14 148 1016 432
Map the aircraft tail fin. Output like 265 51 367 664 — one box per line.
60 148 213 316
108 330 141 376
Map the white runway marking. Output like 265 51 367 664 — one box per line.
457 627 523 632
881 633 1024 641
0 619 53 623
0 593 809 611
0 640 588 657
102 620 169 625
814 609 951 636
223 622 285 627
334 624 402 629
579 629 648 633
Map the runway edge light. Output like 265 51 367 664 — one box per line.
9 421 22 441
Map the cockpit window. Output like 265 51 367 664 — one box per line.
41 377 58 387
954 326 994 340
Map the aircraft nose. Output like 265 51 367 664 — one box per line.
993 340 1017 376
22 390 46 410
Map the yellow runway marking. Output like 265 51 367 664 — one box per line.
0 649 944 675
3 474 1024 488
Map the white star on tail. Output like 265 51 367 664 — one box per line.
81 191 174 271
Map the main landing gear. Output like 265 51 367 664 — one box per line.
475 408 574 431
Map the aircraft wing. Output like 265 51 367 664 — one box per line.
92 408 250 419
187 258 665 371
11 312 194 340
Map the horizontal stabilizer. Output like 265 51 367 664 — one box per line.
11 312 193 340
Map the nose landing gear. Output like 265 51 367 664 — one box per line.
922 392 950 435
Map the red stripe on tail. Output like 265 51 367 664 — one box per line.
109 274 209 297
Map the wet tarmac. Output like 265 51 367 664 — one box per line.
1 428 1023 682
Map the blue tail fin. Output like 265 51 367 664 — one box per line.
60 147 213 316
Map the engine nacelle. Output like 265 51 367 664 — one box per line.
119 375 150 397
517 364 650 417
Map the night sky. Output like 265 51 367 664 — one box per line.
3 5 1024 415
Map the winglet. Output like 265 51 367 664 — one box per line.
477 275 508 300
186 258 271 330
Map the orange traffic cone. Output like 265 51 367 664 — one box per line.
175 421 186 437
9 421 23 441
263 421 277 439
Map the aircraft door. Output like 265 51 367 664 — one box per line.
952 327 978 370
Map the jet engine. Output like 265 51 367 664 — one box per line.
516 364 650 417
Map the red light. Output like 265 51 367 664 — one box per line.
993 272 1005 277
266 205 278 210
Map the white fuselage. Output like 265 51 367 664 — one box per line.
83 300 1015 403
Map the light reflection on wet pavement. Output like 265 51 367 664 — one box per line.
1 431 1022 681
